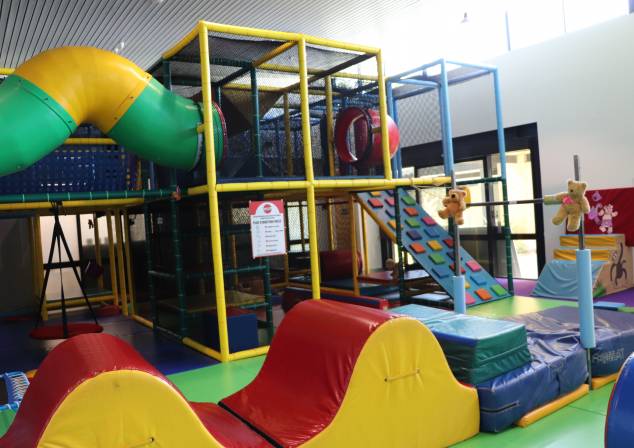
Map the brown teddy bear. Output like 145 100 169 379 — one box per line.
438 188 467 225
548 180 590 232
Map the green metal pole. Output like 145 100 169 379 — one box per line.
250 65 273 335
0 189 174 204
164 59 188 337
394 188 406 302
143 204 158 326
251 66 263 178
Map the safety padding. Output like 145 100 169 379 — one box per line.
606 353 634 448
0 334 269 448
222 300 479 447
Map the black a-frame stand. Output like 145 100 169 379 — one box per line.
34 203 99 338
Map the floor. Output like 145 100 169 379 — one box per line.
0 311 216 375
498 277 634 307
0 296 616 446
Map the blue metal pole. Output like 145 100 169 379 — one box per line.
438 60 454 175
493 68 515 295
386 81 401 179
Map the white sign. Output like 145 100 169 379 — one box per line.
249 200 286 258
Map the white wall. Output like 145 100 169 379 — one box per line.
395 14 634 261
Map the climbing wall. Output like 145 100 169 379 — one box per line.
356 189 511 306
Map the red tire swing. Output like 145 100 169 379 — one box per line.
334 107 400 170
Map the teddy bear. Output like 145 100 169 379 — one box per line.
548 180 590 232
438 188 467 225
599 203 618 233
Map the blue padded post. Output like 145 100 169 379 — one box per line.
576 249 596 349
453 275 466 314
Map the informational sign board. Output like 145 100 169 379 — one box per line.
249 200 286 258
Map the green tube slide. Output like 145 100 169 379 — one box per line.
0 47 225 177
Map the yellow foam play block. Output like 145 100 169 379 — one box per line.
554 248 610 261
560 235 620 249
516 384 589 427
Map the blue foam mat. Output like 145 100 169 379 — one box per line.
532 259 604 299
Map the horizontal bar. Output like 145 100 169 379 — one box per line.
0 189 174 204
0 68 14 75
445 60 496 72
203 21 380 54
217 180 310 193
0 198 145 212
394 86 436 101
260 63 377 81
64 138 116 145
457 176 503 186
254 41 297 67
468 197 560 207
46 294 114 310
389 78 438 87
182 337 223 361
223 265 266 275
148 270 176 280
388 58 445 81
228 345 270 361
132 314 153 329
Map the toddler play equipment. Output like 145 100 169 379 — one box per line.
0 46 226 176
356 189 510 306
606 353 634 448
333 107 400 168
0 22 452 364
0 301 479 448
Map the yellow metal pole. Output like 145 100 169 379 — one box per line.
253 41 297 67
162 25 199 59
114 209 128 315
105 211 119 307
64 138 116 145
203 22 380 54
375 50 393 180
298 201 306 252
0 198 144 212
93 213 104 289
298 37 321 300
349 196 360 295
199 22 231 362
325 76 336 251
360 206 370 274
0 68 14 75
123 210 136 314
284 94 293 176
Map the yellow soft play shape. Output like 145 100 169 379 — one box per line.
303 318 480 447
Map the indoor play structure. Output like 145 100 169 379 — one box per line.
0 301 479 448
1 18 633 448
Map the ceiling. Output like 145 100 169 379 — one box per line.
0 0 421 70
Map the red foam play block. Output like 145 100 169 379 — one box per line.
385 197 395 207
410 242 426 254
466 293 476 305
475 288 492 301
368 198 383 208
449 263 466 274
444 238 454 248
422 216 436 226
404 207 418 217
466 260 482 272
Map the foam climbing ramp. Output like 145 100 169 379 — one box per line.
356 189 510 306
